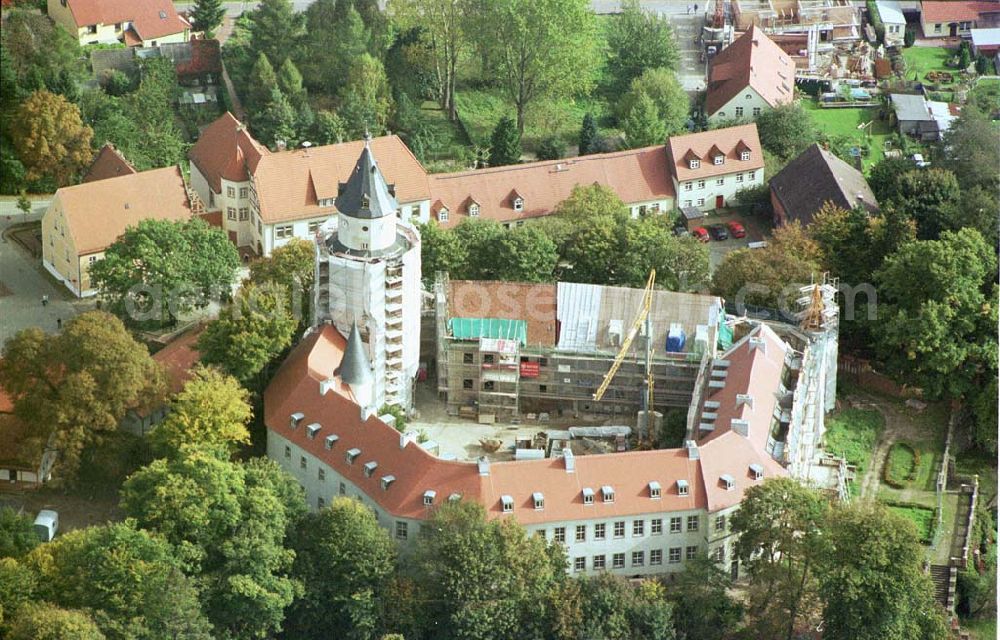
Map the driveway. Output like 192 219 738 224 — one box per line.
0 199 95 348
698 210 769 272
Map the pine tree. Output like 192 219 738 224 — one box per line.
249 0 304 67
579 112 598 155
489 116 521 167
252 87 298 148
191 0 226 37
246 53 278 113
277 58 307 110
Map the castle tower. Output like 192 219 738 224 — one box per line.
313 137 422 410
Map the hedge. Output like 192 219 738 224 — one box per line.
883 441 920 489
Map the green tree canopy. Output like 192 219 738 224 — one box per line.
622 91 668 149
468 0 598 133
310 109 348 145
249 237 316 323
755 103 816 160
606 0 679 93
249 0 304 71
567 574 676 640
246 53 279 114
891 168 961 239
90 218 240 326
0 508 37 559
667 556 743 640
618 67 690 136
873 228 997 398
197 281 299 387
10 90 93 186
0 312 165 483
0 10 84 97
489 115 522 166
451 219 557 282
23 522 211 640
820 502 948 640
390 0 466 119
867 156 915 203
339 53 394 138
578 112 599 155
286 498 397 640
277 57 308 110
418 221 468 285
7 603 105 640
731 477 829 640
121 451 305 638
191 0 226 37
622 217 709 291
153 365 252 458
940 105 1000 193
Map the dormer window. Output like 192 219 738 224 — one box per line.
361 195 370 209
290 412 304 429
513 197 524 212
601 485 615 503
740 151 751 161
501 495 514 513
689 159 700 169
677 479 689 496
346 448 361 464
363 461 378 477
448 493 462 503
750 463 764 480
469 203 480 217
582 487 595 505
325 434 339 450
438 207 449 222
423 490 437 506
649 481 661 499
533 492 544 510
306 423 321 439
381 475 396 490
721 474 735 491
713 154 724 165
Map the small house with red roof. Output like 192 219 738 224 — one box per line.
665 124 766 211
47 0 190 47
82 143 137 184
920 1 1000 39
705 26 795 124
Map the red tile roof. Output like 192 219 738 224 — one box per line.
429 145 675 228
921 1 1000 24
175 39 221 78
152 326 204 395
447 281 558 346
666 124 765 183
188 112 268 193
63 0 189 41
706 26 796 116
251 136 431 225
82 143 137 183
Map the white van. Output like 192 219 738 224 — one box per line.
33 509 59 542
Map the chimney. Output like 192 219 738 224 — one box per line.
685 439 700 460
477 456 490 476
563 449 575 473
276 139 287 152
732 418 750 437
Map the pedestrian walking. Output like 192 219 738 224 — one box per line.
57 318 62 330
687 4 691 14
42 294 48 307
694 3 699 13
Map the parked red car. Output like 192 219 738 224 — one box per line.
692 227 710 243
726 220 747 238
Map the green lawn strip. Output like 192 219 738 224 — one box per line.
884 441 918 487
824 408 885 498
886 502 935 544
802 100 892 170
414 101 472 166
902 46 956 84
954 448 998 505
963 616 997 640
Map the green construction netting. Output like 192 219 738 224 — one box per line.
717 319 734 350
448 318 527 345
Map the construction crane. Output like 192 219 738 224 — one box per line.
593 271 657 444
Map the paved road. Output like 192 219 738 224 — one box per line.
0 199 96 347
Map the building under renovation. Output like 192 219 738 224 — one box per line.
730 0 862 43
434 278 727 424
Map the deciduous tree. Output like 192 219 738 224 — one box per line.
622 91 668 149
286 498 396 640
488 115 522 166
250 237 316 322
90 218 240 326
391 0 466 119
623 217 709 291
10 91 92 186
755 103 816 160
7 603 105 640
310 110 348 145
892 168 961 239
606 0 679 93
618 67 690 136
0 507 37 559
0 312 165 483
249 0 304 72
468 0 598 134
820 502 948 640
668 556 743 640
339 54 394 138
153 366 252 458
418 221 468 284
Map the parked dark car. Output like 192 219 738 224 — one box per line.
673 224 689 237
726 220 747 238
708 224 729 241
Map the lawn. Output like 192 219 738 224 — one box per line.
963 616 997 640
884 441 917 487
887 503 935 544
823 408 885 498
454 88 615 156
412 101 473 171
802 100 893 170
902 46 956 84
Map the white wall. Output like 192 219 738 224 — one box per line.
674 168 763 211
628 198 675 219
708 88 774 123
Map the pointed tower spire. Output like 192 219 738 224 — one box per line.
335 139 398 220
338 321 374 388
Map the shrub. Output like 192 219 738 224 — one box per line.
536 136 564 160
904 28 916 48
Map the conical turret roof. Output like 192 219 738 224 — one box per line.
335 135 398 220
338 322 373 388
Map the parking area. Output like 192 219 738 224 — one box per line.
0 488 123 536
684 209 770 272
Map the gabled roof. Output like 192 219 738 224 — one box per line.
82 143 137 183
52 166 192 255
152 325 204 395
429 144 674 227
335 139 399 220
921 1 1000 24
891 93 934 121
665 124 764 182
62 0 189 40
706 26 796 116
188 112 268 192
876 1 905 24
770 143 879 225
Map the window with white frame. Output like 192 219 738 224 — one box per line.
574 556 586 572
669 547 682 563
535 529 546 539
594 523 606 540
684 200 692 207
687 515 699 532
677 480 689 496
501 495 513 513
716 178 724 186
239 208 249 221
747 171 755 182
423 490 436 506
684 182 693 192
583 487 595 505
438 207 449 222
601 486 615 503
715 515 726 532
631 551 644 567
714 546 725 562
227 207 236 220
396 521 408 540
554 527 566 543
670 517 682 533
751 108 761 117
227 186 236 198
686 545 698 560
613 553 625 569
689 159 700 169
651 518 662 535
736 173 744 183
696 198 705 207
741 150 751 160
318 468 325 481
593 554 606 570
513 197 524 211
650 549 663 565
697 180 706 189
735 107 744 117
533 492 544 510
575 525 586 542
613 521 625 538
469 203 480 217
633 520 644 537
308 220 322 234
276 225 293 239
239 187 248 199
